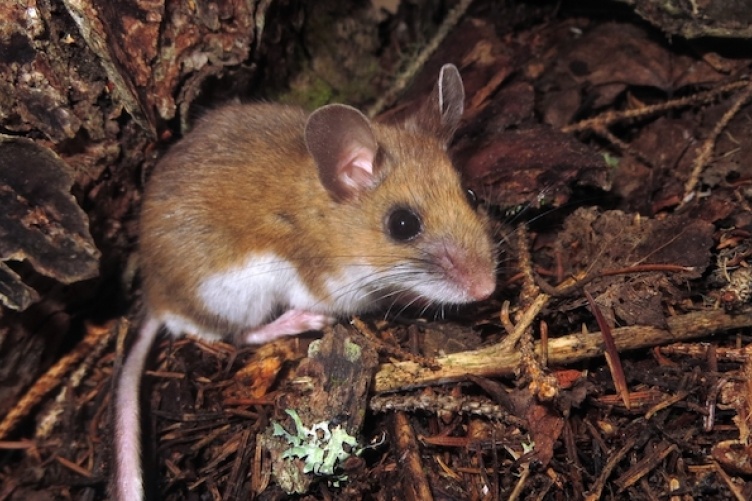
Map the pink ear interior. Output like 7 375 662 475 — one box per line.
305 104 380 201
337 145 376 193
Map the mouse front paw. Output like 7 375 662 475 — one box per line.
243 310 334 345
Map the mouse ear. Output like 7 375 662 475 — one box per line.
412 63 465 145
305 104 380 202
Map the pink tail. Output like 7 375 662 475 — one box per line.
113 316 161 501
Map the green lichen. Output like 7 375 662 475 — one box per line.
272 409 362 486
343 338 362 363
602 152 621 168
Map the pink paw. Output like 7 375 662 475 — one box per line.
243 310 334 345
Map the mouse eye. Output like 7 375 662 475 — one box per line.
386 207 423 241
465 188 479 209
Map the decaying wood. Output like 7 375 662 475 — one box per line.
0 135 101 311
374 310 752 393
260 326 378 494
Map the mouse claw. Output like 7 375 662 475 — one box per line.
243 310 334 345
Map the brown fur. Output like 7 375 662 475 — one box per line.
140 103 494 335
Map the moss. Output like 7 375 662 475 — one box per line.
277 71 336 109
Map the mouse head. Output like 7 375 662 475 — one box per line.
304 64 496 306
305 64 465 202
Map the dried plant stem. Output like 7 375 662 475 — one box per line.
584 435 638 501
500 225 550 350
369 393 525 426
586 291 630 410
498 293 550 352
35 320 122 439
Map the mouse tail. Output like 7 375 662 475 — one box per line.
112 315 161 501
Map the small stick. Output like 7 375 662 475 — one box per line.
680 81 752 206
374 310 752 393
585 435 638 501
561 80 748 134
366 0 474 118
392 412 434 501
0 320 117 439
36 320 122 439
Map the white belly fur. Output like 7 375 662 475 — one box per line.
160 253 383 340
199 251 319 322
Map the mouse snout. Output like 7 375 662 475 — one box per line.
430 239 497 303
468 272 496 301
457 251 496 302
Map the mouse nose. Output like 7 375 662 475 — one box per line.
469 273 496 301
435 239 497 303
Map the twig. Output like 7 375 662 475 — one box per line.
502 226 560 399
373 310 752 393
366 0 473 118
0 321 116 439
497 293 550 352
500 225 551 350
713 460 748 501
561 80 748 134
681 81 752 206
370 393 525 426
537 263 694 298
586 291 630 410
584 435 638 501
596 125 656 168
54 454 93 478
507 462 531 501
613 441 677 491
36 320 122 439
392 412 434 501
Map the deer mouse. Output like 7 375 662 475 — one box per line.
113 64 497 500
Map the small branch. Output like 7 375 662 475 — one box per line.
498 293 550 351
366 0 473 118
370 393 525 426
680 81 752 206
373 310 752 393
392 412 434 501
500 226 551 350
0 320 117 439
584 435 639 501
561 80 748 134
